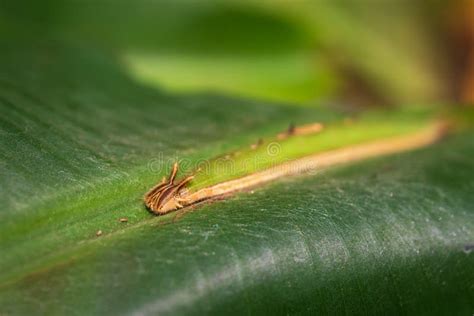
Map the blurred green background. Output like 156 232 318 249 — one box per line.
2 0 473 107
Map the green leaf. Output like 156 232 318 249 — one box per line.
123 52 337 104
0 41 338 287
1 42 473 315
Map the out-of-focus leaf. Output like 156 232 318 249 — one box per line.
1 0 336 104
0 41 338 289
245 1 447 104
123 53 337 104
0 0 447 105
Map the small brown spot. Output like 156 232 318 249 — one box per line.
277 132 288 140
287 123 296 135
250 138 264 149
277 122 323 139
96 230 103 237
294 122 324 135
119 218 128 223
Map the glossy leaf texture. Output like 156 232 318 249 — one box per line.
0 41 336 289
1 43 473 315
